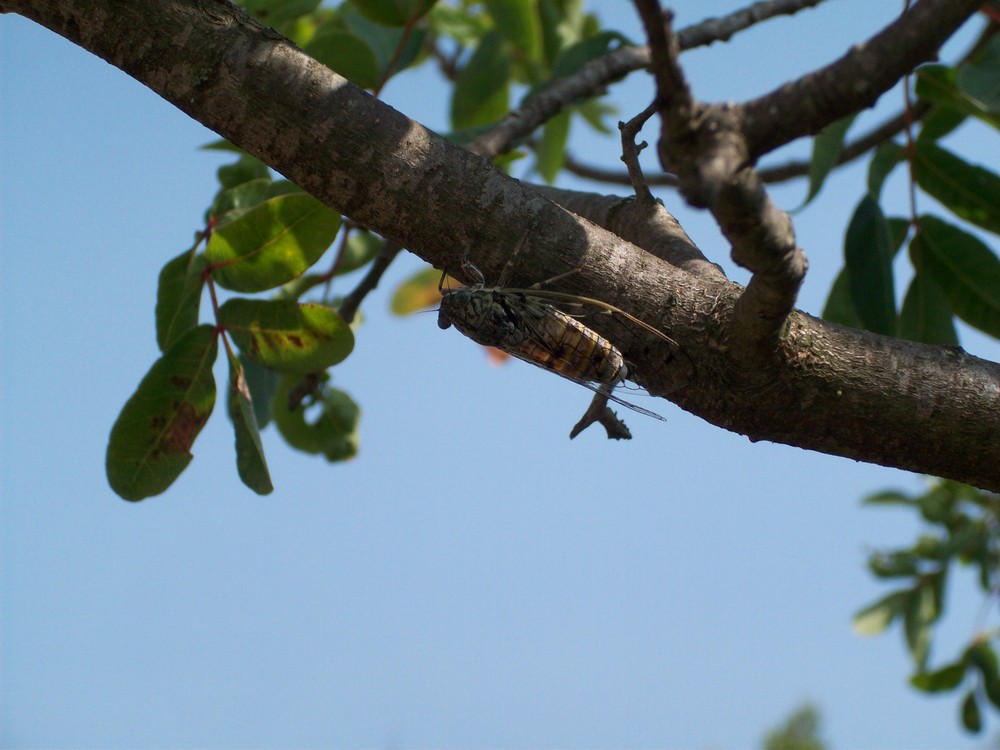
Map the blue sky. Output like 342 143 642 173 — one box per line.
3 2 999 747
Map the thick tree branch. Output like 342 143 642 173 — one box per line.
742 0 983 159
7 0 1000 491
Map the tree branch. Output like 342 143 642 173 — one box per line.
742 0 983 159
7 0 1000 490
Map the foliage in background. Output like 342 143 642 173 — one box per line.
762 704 827 750
102 0 1000 735
854 480 1000 734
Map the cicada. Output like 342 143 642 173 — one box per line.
437 244 678 436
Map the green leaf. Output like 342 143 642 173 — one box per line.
844 195 897 335
226 351 273 495
821 268 862 328
862 490 915 507
899 270 959 345
343 7 427 81
106 325 218 501
219 298 354 374
910 215 1000 338
957 34 1000 112
451 30 512 129
910 662 967 692
961 690 982 733
240 354 278 428
305 28 381 89
852 590 910 635
917 105 967 143
272 374 360 461
915 64 1000 131
536 109 570 183
484 0 542 62
155 247 207 352
801 114 856 207
206 193 340 293
867 141 903 198
240 0 321 25
210 177 275 219
217 154 269 189
903 583 937 667
351 0 435 26
336 230 382 275
967 641 1000 710
390 265 443 315
913 142 1000 235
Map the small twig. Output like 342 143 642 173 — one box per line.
564 103 932 187
338 239 402 324
618 102 659 203
569 392 633 440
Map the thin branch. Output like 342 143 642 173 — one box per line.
467 0 830 158
338 241 402 324
675 0 827 49
742 0 983 159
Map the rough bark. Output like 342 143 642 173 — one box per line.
5 0 1000 490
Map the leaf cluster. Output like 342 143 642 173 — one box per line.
821 36 1000 344
854 480 1000 734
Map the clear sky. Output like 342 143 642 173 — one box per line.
2 2 998 748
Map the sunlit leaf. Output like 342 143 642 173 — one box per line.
451 30 511 129
914 143 1000 235
226 351 273 495
217 154 269 189
155 246 207 352
910 215 1000 338
206 193 341 293
106 325 218 501
844 196 896 335
852 590 910 635
219 298 354 373
904 583 937 667
391 265 444 315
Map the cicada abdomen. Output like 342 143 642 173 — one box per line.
437 263 668 425
440 285 628 384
